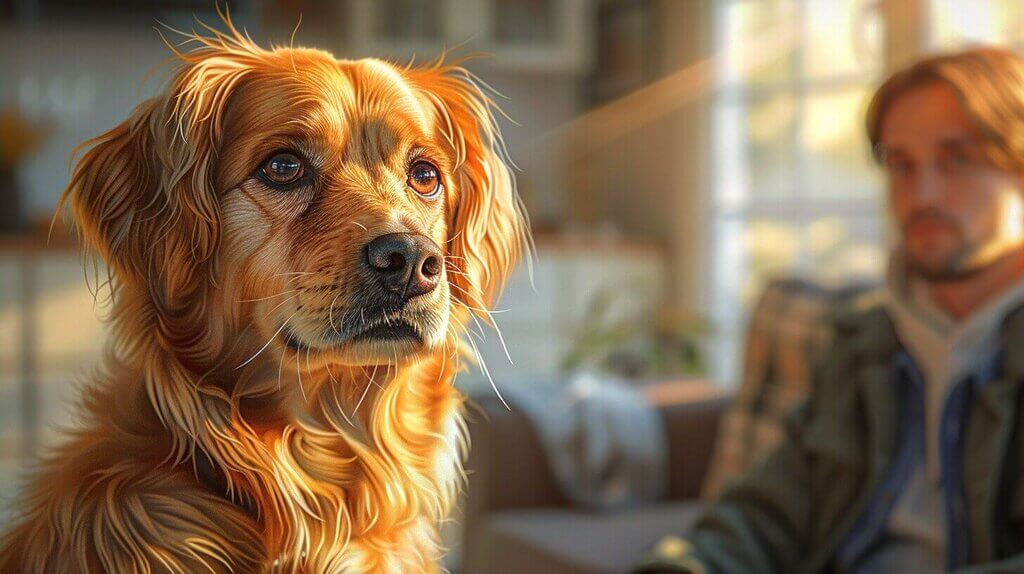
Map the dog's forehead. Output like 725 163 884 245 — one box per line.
345 59 430 124
284 56 431 132
230 54 435 147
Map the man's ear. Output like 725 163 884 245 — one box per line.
407 63 529 315
60 39 256 310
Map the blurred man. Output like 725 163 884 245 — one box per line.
638 48 1024 573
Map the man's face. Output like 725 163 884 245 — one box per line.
880 82 1024 279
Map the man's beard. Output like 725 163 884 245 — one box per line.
902 209 981 281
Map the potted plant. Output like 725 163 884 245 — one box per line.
561 286 707 382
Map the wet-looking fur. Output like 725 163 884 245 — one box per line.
0 17 526 574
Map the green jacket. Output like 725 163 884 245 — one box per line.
640 297 1024 574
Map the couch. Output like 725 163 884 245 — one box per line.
461 383 728 574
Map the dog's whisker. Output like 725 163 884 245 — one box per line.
355 364 385 391
445 228 465 245
352 363 378 418
447 281 509 316
436 337 450 389
277 337 288 393
445 278 478 296
326 364 355 428
272 271 314 278
265 291 301 316
450 298 510 315
238 288 300 303
448 323 464 358
328 292 343 335
296 343 309 401
305 342 314 379
465 324 510 411
459 313 487 343
451 298 514 366
237 308 300 369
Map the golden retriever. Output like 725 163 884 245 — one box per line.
0 16 525 573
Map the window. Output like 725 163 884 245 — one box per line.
929 0 1024 49
708 0 887 383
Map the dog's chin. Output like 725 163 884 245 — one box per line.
331 338 430 366
281 320 443 366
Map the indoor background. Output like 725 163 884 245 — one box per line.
0 0 1016 569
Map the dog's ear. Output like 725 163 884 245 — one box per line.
62 39 256 313
407 64 529 314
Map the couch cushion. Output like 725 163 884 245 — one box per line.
466 500 705 574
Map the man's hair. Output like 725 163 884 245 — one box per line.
867 47 1024 172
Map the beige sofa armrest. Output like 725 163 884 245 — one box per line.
643 381 731 500
463 393 567 520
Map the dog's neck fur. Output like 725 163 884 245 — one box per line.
110 283 467 568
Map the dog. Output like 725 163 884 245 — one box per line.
0 17 526 574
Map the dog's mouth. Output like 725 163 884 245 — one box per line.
351 321 421 342
283 316 425 352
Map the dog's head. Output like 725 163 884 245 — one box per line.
63 26 526 370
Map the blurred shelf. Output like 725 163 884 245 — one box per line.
0 216 77 253
341 0 593 74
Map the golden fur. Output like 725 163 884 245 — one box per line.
0 17 525 574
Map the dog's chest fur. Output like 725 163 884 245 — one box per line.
219 365 464 572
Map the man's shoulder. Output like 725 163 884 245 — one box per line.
827 288 890 330
821 288 899 354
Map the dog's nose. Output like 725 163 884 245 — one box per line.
365 233 443 299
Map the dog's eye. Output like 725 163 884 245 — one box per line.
262 152 304 185
408 161 442 198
